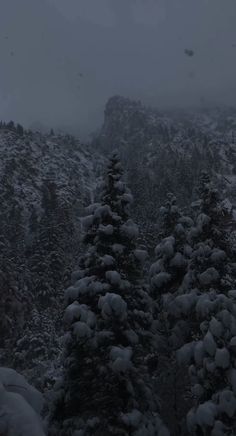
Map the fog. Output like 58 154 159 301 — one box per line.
0 0 236 137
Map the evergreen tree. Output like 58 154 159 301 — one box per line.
150 194 194 345
168 173 236 435
149 195 193 434
6 120 15 131
16 123 24 136
179 290 236 435
52 154 169 436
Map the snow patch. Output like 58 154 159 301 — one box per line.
98 293 127 320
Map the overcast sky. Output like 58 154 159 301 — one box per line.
0 0 236 136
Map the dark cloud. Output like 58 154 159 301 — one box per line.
0 0 236 136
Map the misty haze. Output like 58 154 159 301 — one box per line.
0 0 236 136
0 1 236 435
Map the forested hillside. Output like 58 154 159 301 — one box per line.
1 99 236 435
95 96 236 226
0 122 104 385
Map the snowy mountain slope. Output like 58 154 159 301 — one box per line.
94 96 236 226
0 128 99 220
1 98 236 392
0 125 105 379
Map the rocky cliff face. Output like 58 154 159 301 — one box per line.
94 96 236 227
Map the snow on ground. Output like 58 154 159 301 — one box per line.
0 368 45 436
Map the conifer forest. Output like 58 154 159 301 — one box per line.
1 1 236 435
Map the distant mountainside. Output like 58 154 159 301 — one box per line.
0 127 98 215
94 96 236 225
1 97 236 386
0 124 104 380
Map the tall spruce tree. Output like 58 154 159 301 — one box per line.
168 173 236 435
150 193 194 347
149 194 194 435
52 153 169 436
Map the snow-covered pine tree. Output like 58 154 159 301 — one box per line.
170 172 236 435
52 153 169 436
150 193 193 347
149 194 194 434
179 290 236 435
158 193 182 238
166 172 234 339
13 306 60 384
166 174 231 341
